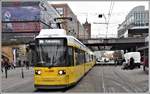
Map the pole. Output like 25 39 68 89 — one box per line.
106 24 108 39
5 67 7 78
34 16 37 38
102 14 108 50
102 14 108 39
21 62 24 78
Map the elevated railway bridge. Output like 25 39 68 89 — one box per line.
79 37 147 52
2 30 148 54
2 20 148 53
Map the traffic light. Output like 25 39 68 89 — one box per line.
98 14 103 18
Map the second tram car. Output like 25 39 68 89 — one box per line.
33 29 96 89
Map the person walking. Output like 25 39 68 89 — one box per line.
25 48 29 70
25 47 32 70
1 57 4 73
3 58 10 78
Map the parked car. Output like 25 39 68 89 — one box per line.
104 58 109 62
96 58 104 64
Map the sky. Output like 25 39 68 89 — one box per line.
49 1 149 38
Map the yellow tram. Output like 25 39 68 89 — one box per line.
33 29 96 89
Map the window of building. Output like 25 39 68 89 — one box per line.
56 8 64 16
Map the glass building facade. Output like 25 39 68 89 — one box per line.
118 6 149 38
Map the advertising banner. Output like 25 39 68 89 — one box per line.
2 2 41 32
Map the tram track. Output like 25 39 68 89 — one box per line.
101 66 128 92
113 68 144 92
101 66 143 92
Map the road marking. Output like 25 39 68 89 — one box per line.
101 66 106 92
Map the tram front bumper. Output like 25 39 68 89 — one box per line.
34 84 69 89
34 75 70 88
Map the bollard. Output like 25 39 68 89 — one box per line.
21 67 24 78
5 67 7 78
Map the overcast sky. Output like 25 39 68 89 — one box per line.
49 1 149 38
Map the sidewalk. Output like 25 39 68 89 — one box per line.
2 67 34 92
2 67 34 78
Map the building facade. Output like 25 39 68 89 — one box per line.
51 4 85 39
118 6 149 38
2 1 60 66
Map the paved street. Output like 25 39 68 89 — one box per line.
1 65 149 93
67 65 148 93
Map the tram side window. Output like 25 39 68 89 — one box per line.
85 53 89 63
90 55 92 62
91 55 93 61
75 49 85 65
80 51 85 64
67 47 74 66
75 49 79 65
89 54 90 62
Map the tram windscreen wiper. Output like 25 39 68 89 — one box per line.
48 56 55 68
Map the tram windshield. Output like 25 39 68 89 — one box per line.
35 38 67 67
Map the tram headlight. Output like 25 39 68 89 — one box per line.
58 70 66 75
35 70 42 75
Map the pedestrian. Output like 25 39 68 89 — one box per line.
3 58 10 78
122 59 129 70
18 60 21 67
129 57 135 69
143 56 148 71
1 57 4 73
141 54 144 64
114 58 118 66
25 48 31 70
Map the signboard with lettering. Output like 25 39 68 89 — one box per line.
38 39 64 45
2 2 40 32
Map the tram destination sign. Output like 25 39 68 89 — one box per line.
38 39 64 45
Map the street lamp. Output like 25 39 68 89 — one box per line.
98 14 109 50
98 14 108 39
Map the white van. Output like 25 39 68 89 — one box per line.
124 52 141 68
